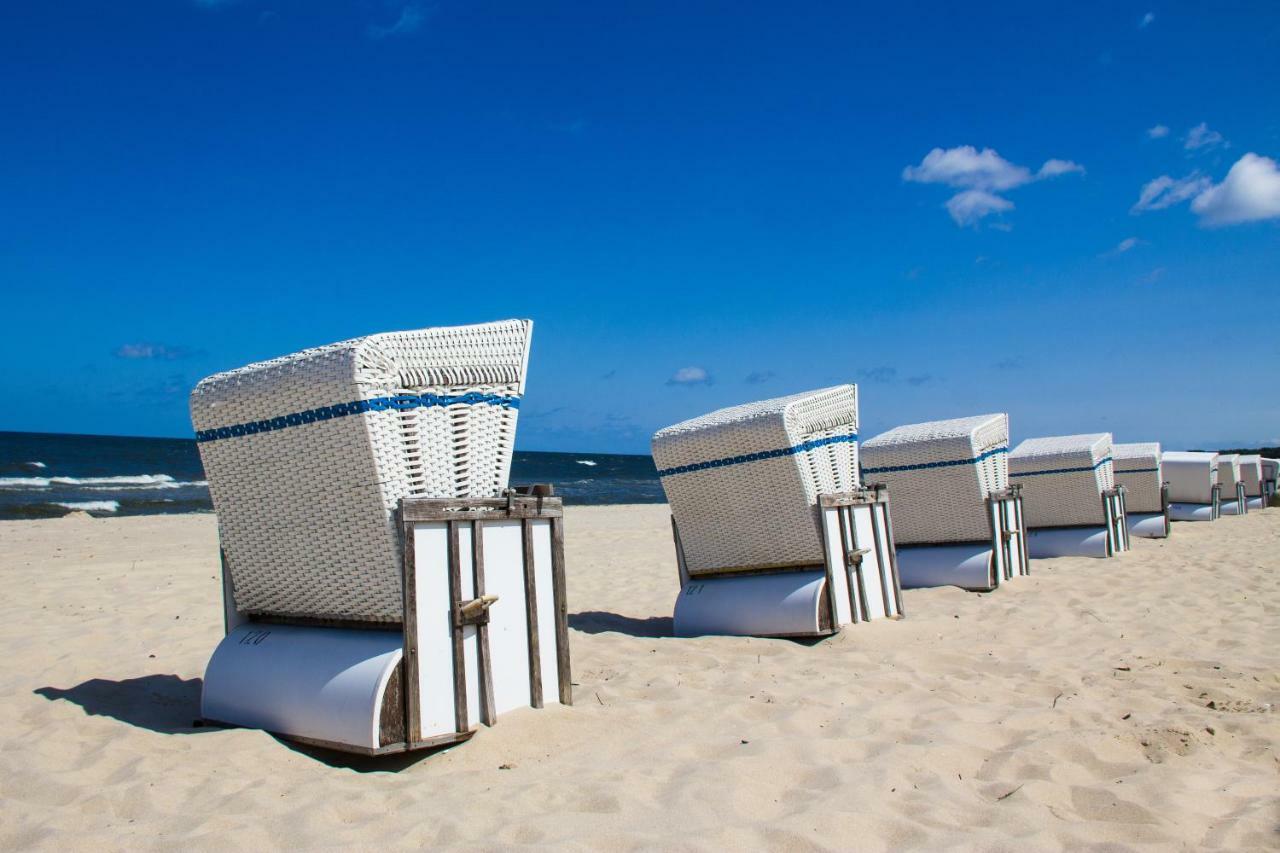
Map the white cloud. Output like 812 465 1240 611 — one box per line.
666 366 713 386
946 190 1014 226
903 146 1033 191
1131 172 1212 212
367 4 425 39
1103 237 1142 257
1147 124 1170 139
1138 267 1166 285
904 145 1083 227
1185 122 1226 151
1037 159 1086 179
1191 153 1280 226
1139 12 1155 28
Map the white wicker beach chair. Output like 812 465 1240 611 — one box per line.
860 414 1028 590
653 386 902 637
192 320 532 624
1162 451 1220 521
1009 433 1129 558
1238 454 1265 511
1217 453 1248 515
1262 458 1279 502
1112 442 1169 538
191 321 572 756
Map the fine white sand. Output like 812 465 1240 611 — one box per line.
1 507 1277 850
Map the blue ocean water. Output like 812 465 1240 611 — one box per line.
0 431 663 519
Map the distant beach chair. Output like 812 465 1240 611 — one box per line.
1111 442 1170 538
1238 454 1266 511
1217 454 1248 515
1009 433 1129 558
653 385 902 638
859 413 1028 591
190 320 572 756
1163 451 1221 521
1262 458 1279 503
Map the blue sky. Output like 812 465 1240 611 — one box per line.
1 1 1277 453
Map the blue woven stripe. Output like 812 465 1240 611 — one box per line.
862 445 1008 475
1010 455 1113 478
1114 467 1159 474
195 392 520 443
656 433 858 478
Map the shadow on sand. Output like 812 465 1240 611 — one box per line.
569 610 674 638
34 674 454 773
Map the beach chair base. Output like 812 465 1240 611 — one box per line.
1169 502 1218 521
1246 496 1266 511
1220 483 1249 515
896 488 1030 591
201 488 571 756
671 487 903 638
1024 486 1129 559
1127 512 1170 538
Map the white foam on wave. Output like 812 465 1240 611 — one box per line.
27 461 47 469
53 501 120 513
575 460 598 467
0 474 208 490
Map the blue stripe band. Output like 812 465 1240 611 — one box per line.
657 433 858 478
1114 467 1159 474
1010 455 1113 478
862 445 1008 475
195 392 520 443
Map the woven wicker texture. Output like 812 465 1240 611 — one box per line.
860 413 1008 544
1112 441 1163 514
191 320 532 623
653 386 859 575
1009 433 1114 528
1162 451 1219 503
1217 454 1242 490
1235 454 1263 495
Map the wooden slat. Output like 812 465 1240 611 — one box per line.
835 503 859 623
550 516 572 706
879 491 905 617
868 500 894 615
400 517 422 744
448 520 469 733
521 518 543 709
471 520 497 727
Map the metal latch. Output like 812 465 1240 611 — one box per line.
457 594 499 626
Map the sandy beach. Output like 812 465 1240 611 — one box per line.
1 506 1277 850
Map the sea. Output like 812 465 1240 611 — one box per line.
0 431 664 520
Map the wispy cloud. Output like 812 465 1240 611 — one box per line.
367 4 426 39
1138 267 1166 285
599 369 617 381
1131 172 1212 212
993 357 1022 371
115 343 199 360
903 145 1084 227
1102 236 1143 257
1146 124 1169 139
744 370 776 385
1139 11 1155 28
945 190 1014 226
666 366 713 386
856 366 897 384
1184 122 1227 152
1191 153 1280 226
906 374 935 387
1037 159 1086 179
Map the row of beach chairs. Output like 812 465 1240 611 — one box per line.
187 321 1278 756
